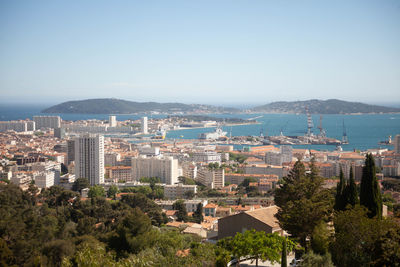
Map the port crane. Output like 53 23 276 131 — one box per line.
317 115 326 138
342 119 349 144
305 107 314 137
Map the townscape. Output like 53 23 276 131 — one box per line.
1 114 400 266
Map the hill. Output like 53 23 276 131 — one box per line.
42 98 239 114
251 99 400 114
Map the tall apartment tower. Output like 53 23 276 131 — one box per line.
33 116 61 129
109 115 117 127
74 134 104 185
141 117 148 134
394 134 400 154
66 139 75 165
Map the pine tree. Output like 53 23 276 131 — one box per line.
281 237 287 267
334 168 346 211
360 154 382 219
346 166 358 206
193 203 203 223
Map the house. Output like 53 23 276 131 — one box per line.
204 203 218 217
218 205 282 239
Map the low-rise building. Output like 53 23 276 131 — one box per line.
164 183 197 199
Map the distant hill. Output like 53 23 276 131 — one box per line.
251 99 400 114
42 98 239 114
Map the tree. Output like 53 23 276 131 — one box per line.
274 159 333 249
281 237 287 267
107 185 119 199
193 203 203 223
72 178 90 192
360 154 382 219
346 166 358 206
88 185 106 198
334 168 347 211
331 205 400 266
301 251 334 267
218 230 296 267
173 200 188 222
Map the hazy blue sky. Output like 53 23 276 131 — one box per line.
1 0 399 106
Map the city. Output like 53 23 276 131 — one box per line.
1 0 400 266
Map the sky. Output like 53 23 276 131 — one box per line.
0 0 399 106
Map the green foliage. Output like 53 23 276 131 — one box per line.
301 251 335 267
178 176 196 185
139 177 161 184
281 237 287 267
274 159 333 249
229 152 248 164
88 185 106 198
193 203 203 223
331 205 400 266
360 153 383 219
107 185 119 199
334 168 347 211
208 162 220 170
173 200 189 222
72 178 90 192
311 221 331 255
218 230 297 265
382 179 400 191
346 166 358 206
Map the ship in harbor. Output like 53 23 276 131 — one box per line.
199 125 227 140
266 110 343 145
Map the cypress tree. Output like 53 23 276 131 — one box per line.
360 154 382 219
281 237 287 267
346 166 358 206
334 168 346 211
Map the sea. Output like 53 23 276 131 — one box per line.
1 104 399 152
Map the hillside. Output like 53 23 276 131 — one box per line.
251 99 400 114
42 98 239 114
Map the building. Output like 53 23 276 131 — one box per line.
34 171 55 188
141 117 148 134
193 151 221 164
0 121 28 132
225 173 279 185
105 153 121 166
181 162 197 179
196 168 224 189
164 183 197 199
131 156 178 185
74 134 105 185
265 151 283 166
54 127 65 138
67 139 75 165
105 166 132 182
109 115 117 127
394 135 400 154
218 206 282 239
156 199 208 213
33 116 61 129
280 145 293 163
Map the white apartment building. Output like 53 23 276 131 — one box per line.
109 115 117 127
196 168 224 189
141 117 148 134
193 151 221 164
74 134 105 185
265 151 283 166
33 116 61 129
181 162 198 179
164 183 197 199
131 156 178 185
35 171 55 188
0 121 29 132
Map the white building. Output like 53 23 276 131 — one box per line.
35 171 55 188
131 156 178 185
141 117 148 134
109 115 117 127
265 152 283 166
0 121 28 132
196 168 224 189
105 153 121 166
74 134 105 185
164 183 197 199
33 116 61 129
280 145 293 163
193 151 221 164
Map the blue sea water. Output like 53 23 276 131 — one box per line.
1 104 399 151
